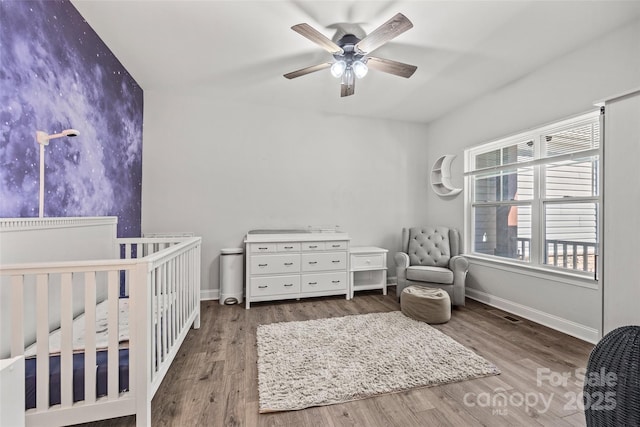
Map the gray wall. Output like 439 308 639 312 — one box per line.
422 19 640 342
141 94 430 299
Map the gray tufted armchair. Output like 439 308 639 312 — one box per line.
395 226 469 306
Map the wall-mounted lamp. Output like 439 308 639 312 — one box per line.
35 128 80 217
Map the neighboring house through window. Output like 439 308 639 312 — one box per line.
464 111 600 277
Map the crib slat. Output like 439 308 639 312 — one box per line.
10 276 24 358
169 259 175 347
176 255 184 332
152 268 159 377
36 274 49 410
60 273 73 408
184 253 189 326
189 252 195 311
183 251 189 326
107 270 119 400
162 262 169 358
174 258 179 340
30 274 49 411
158 264 165 361
189 250 194 315
84 272 97 404
168 261 173 347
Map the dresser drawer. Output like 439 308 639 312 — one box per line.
301 272 347 293
301 242 325 251
277 242 301 252
251 275 300 296
351 254 385 270
326 241 348 250
251 243 277 253
301 252 347 272
251 254 300 275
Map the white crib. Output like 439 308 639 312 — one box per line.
0 217 201 426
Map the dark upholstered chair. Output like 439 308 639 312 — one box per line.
394 226 468 306
584 325 640 426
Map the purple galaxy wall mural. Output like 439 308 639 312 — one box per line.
0 0 143 237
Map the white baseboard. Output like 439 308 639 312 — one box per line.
466 288 600 344
200 289 219 301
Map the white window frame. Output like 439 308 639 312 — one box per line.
463 110 601 285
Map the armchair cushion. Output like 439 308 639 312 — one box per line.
406 266 454 284
407 226 451 267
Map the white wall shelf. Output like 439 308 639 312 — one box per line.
431 154 462 197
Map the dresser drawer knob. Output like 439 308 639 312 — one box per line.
366 259 371 264
284 283 293 287
284 262 294 266
284 246 294 249
258 285 268 289
258 247 268 250
332 280 340 284
332 260 340 263
331 244 340 248
309 245 318 249
258 263 268 267
308 281 317 285
309 261 318 265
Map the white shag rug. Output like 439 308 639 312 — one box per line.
256 311 500 413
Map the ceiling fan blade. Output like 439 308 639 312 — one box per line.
291 23 344 55
283 62 332 79
341 79 355 97
366 56 417 78
355 13 413 54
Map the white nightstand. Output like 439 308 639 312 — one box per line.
350 246 388 298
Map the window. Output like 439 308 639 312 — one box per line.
465 111 600 277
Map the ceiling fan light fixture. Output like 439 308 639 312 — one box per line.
352 60 368 79
341 68 354 85
330 60 347 78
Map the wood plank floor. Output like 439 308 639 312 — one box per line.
79 289 594 427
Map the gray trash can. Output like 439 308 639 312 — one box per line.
219 248 244 305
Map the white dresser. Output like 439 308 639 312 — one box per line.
244 231 350 308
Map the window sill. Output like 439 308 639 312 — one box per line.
463 253 599 290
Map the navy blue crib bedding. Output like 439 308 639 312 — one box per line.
25 349 129 409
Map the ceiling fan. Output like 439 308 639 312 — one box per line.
284 13 417 97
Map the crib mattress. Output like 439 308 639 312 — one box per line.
25 349 129 409
23 295 173 409
24 298 130 358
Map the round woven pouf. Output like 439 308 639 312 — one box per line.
400 285 451 324
583 325 640 426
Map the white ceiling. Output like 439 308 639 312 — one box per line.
71 0 640 124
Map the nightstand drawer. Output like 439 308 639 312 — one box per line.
351 254 385 270
301 272 347 293
251 254 300 274
302 252 347 272
251 275 300 296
